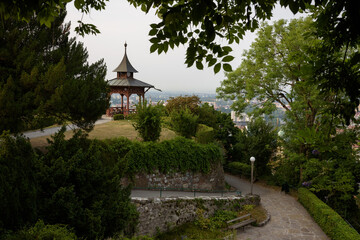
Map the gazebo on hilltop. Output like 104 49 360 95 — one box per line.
106 43 157 116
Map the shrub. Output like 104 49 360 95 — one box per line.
298 188 360 240
195 209 237 230
125 113 137 120
0 132 38 232
195 124 215 144
133 102 162 141
226 162 251 177
36 128 138 239
125 137 223 175
5 220 77 240
113 114 124 120
170 108 198 138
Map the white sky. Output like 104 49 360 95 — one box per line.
65 1 305 94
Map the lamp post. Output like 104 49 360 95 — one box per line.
250 156 255 195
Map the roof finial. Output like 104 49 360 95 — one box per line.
124 42 127 52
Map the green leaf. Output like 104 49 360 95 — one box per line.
208 58 217 67
164 42 169 53
149 29 157 36
157 44 164 54
222 56 234 62
222 46 232 53
149 37 159 43
196 61 204 70
223 63 232 72
150 44 158 53
214 63 221 74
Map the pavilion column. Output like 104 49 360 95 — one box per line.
142 93 145 105
137 94 142 107
121 94 124 113
126 93 130 116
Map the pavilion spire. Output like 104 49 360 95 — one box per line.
113 42 138 74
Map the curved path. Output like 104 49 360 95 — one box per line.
23 117 111 139
225 174 329 240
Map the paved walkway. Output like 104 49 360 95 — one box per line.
23 117 111 139
225 174 329 240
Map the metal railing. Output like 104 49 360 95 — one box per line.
131 186 241 198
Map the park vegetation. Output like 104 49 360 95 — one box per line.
218 17 360 232
1 0 360 238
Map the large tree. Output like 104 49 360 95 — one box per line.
217 17 328 126
217 16 357 180
0 12 109 133
217 18 360 224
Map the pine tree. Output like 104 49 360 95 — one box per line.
0 11 109 133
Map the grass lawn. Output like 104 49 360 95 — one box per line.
30 120 177 151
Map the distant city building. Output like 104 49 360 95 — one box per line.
231 111 251 127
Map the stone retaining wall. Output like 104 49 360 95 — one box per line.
131 194 261 236
122 163 225 191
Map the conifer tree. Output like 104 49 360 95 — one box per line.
0 11 109 133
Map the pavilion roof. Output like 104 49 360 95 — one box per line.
107 77 154 88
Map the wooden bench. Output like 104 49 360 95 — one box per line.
226 213 256 230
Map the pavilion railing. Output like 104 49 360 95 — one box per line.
107 107 136 116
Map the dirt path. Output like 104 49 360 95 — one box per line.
225 174 329 240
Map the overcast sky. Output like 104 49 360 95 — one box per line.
65 1 306 94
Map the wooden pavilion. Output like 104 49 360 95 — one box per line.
106 43 156 116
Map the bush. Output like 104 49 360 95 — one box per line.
133 102 162 141
195 209 237 230
113 114 124 120
298 188 360 240
226 162 251 177
195 124 215 144
4 220 77 240
125 137 223 175
36 128 138 239
0 132 38 233
170 108 198 138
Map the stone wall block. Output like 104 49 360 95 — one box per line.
132 195 260 236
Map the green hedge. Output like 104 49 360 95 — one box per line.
226 162 251 177
124 137 223 174
113 114 124 120
298 188 360 240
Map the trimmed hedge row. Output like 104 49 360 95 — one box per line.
123 137 223 175
298 188 360 240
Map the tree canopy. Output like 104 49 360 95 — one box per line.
2 1 359 71
0 12 109 133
